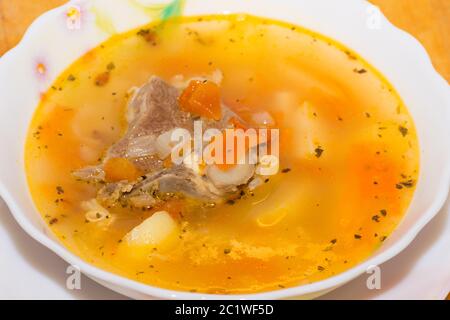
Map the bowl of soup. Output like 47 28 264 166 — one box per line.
0 0 449 299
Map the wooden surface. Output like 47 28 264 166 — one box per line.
0 0 448 300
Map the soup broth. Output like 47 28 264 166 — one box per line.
25 15 419 294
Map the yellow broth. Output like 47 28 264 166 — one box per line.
25 15 419 294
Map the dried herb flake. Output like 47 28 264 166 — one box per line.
353 68 367 74
56 186 64 195
399 126 408 137
314 146 324 158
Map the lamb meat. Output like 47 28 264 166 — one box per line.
74 75 258 207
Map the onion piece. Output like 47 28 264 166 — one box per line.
256 154 279 176
248 177 264 191
129 194 157 208
82 199 111 222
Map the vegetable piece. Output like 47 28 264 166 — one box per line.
178 80 222 120
289 101 328 160
103 157 142 182
256 154 279 176
124 211 179 247
248 177 263 191
129 194 156 208
82 199 111 222
207 163 255 189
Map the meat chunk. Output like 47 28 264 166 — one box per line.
74 76 258 207
109 77 193 163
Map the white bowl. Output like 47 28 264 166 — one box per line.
0 0 449 300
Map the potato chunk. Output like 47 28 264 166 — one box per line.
124 211 179 248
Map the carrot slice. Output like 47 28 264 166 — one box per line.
104 158 142 182
178 80 222 120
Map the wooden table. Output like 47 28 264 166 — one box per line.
0 0 449 300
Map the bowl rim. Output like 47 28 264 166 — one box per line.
0 0 449 300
